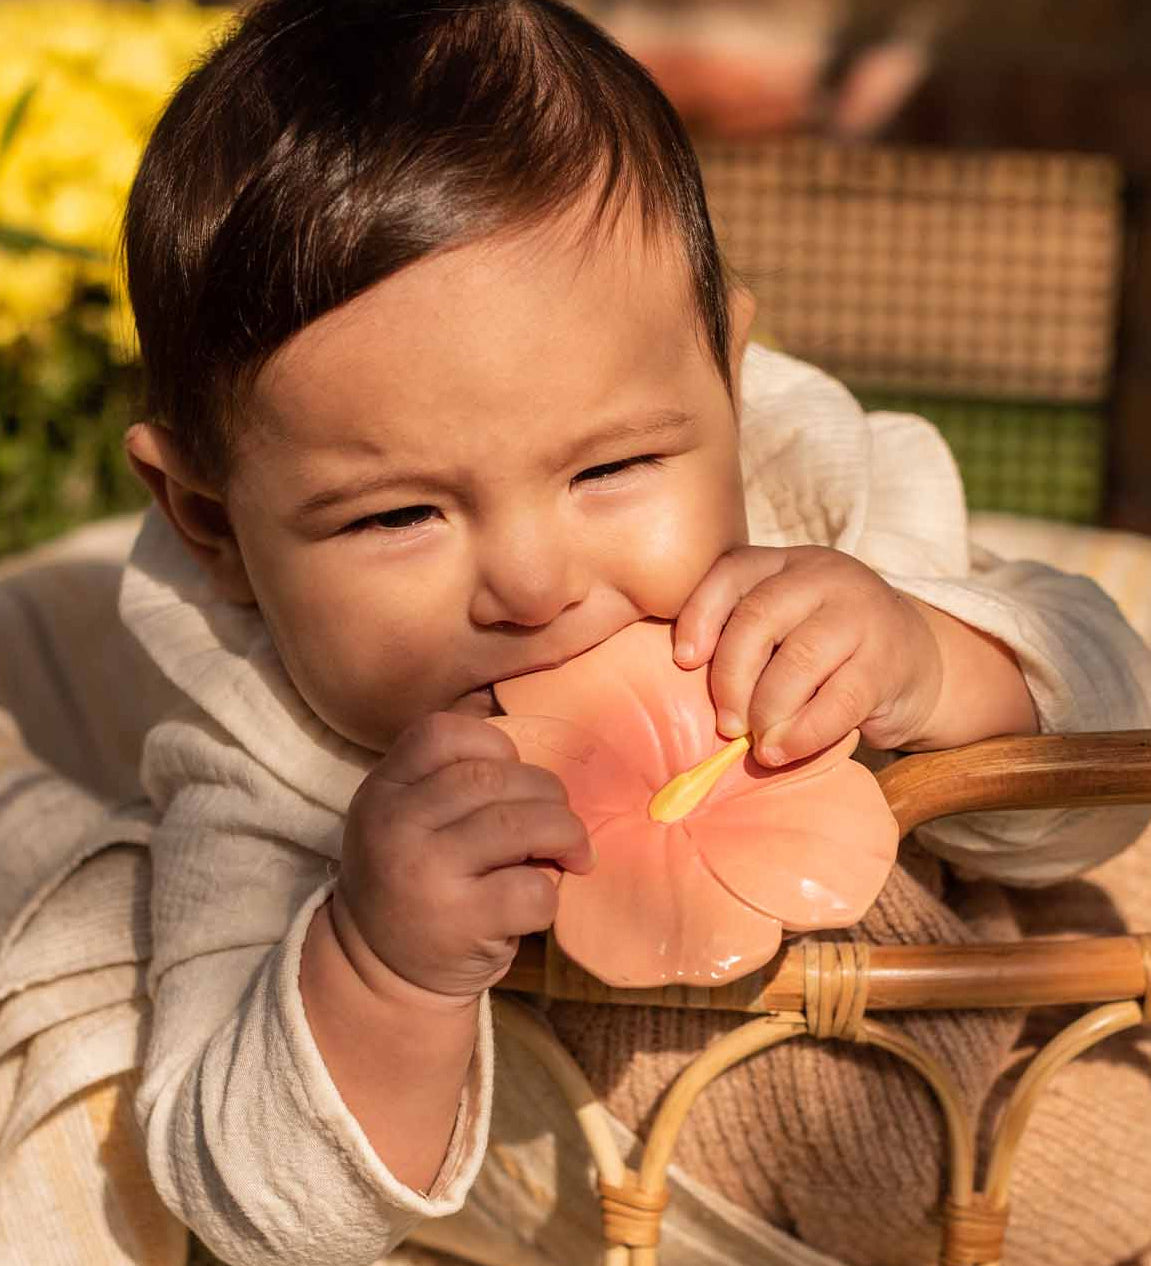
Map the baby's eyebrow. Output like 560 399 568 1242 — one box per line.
551 408 697 474
293 471 404 519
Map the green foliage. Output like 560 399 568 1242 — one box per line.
1 84 38 161
0 283 148 557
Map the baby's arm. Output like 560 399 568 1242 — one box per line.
892 593 1039 750
139 708 593 1265
298 899 482 1196
299 712 593 1193
861 408 1151 883
879 541 1151 884
137 716 483 1266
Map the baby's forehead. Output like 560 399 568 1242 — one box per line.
249 204 713 446
401 197 698 318
229 210 744 526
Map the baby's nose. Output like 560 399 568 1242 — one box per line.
470 529 588 629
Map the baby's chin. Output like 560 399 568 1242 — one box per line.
445 683 503 719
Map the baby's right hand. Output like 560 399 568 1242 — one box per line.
334 712 595 1001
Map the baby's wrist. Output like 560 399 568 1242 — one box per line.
325 889 482 1016
896 597 1038 750
300 894 481 1183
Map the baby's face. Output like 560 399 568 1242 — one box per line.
225 203 749 750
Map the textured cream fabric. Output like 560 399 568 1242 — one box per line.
0 1068 186 1266
2 346 1150 1266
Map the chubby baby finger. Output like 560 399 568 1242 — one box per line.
673 545 788 669
746 609 859 744
474 863 569 942
708 578 819 737
445 797 594 877
755 659 876 766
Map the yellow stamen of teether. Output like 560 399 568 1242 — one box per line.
648 734 751 823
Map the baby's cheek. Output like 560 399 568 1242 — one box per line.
304 658 421 751
625 510 741 618
264 606 398 749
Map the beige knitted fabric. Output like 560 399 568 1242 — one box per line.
996 832 1151 1265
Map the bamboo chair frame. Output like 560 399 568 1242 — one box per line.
482 730 1151 1266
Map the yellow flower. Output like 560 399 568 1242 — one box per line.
0 1 232 345
0 252 73 347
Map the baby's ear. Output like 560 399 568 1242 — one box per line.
727 281 757 418
124 423 256 604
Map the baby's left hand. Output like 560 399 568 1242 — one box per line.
674 545 943 766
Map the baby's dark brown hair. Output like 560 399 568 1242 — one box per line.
124 0 733 486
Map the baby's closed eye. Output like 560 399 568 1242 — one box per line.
345 505 440 532
573 454 664 483
342 454 667 533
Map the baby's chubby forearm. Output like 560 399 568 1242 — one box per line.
895 597 1039 751
299 894 480 1194
299 711 595 1193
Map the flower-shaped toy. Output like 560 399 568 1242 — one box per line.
491 619 898 988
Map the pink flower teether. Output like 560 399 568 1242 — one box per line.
491 619 898 987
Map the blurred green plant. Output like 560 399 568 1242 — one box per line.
0 1 232 556
0 297 149 556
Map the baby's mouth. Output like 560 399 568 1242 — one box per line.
450 655 577 720
454 626 635 720
448 683 503 719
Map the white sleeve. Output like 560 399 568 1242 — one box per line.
137 715 494 1266
858 410 1151 886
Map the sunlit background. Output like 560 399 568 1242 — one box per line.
2 0 1151 560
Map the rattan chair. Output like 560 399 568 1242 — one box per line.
465 729 1151 1266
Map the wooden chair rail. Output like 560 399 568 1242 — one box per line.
501 932 1151 1014
876 729 1151 836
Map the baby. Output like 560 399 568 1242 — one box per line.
113 1 1151 1263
